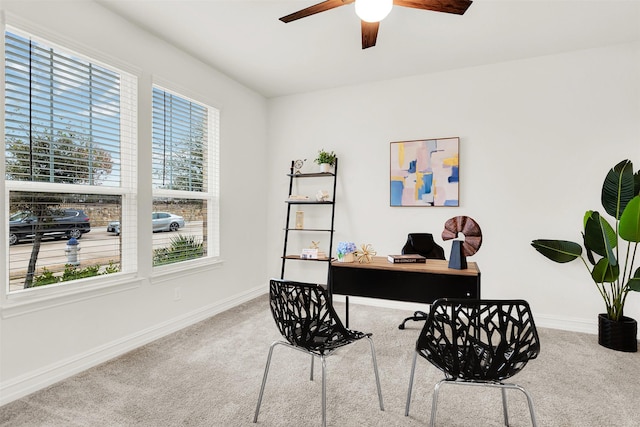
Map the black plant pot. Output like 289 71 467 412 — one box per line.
598 313 638 352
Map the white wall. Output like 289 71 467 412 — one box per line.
267 41 640 332
0 1 268 404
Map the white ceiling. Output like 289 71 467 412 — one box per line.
96 0 640 98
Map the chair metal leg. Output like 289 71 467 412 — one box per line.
255 338 388 426
321 355 327 427
254 341 283 423
422 380 537 427
499 383 538 427
501 387 509 426
405 351 418 416
310 354 315 381
513 384 538 427
429 379 446 427
366 336 385 411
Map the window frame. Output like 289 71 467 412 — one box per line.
1 22 140 312
150 80 221 275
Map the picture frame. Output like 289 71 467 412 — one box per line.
390 137 459 207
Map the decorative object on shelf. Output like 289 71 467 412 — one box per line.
301 241 327 259
295 211 304 229
301 248 318 259
532 159 640 352
441 216 482 270
390 137 459 207
316 190 330 202
355 243 377 263
293 159 306 174
314 148 337 173
311 241 327 259
288 195 310 201
336 241 357 263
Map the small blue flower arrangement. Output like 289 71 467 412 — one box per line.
336 241 357 260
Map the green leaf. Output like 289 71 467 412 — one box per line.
583 210 594 229
619 196 640 242
629 268 640 291
583 211 617 265
591 258 620 283
531 240 582 263
601 159 635 219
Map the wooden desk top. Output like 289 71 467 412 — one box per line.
330 256 480 277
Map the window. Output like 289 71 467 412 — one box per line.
151 86 219 267
4 28 137 292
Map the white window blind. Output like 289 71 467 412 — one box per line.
5 31 122 186
152 87 207 192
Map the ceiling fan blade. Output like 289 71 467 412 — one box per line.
280 0 355 23
393 0 472 15
361 21 380 49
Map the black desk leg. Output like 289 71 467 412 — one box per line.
345 296 350 328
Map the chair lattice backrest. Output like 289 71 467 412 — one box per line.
269 279 359 355
417 299 540 381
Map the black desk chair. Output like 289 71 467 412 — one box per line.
398 233 446 329
254 279 384 427
405 298 541 427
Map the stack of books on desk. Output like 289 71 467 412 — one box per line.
387 254 427 263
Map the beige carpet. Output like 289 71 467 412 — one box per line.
1 295 639 426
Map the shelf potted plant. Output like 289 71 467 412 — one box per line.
314 149 337 173
531 159 640 352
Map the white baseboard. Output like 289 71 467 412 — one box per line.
0 284 267 406
533 313 597 335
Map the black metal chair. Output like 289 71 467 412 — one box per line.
254 279 384 426
405 298 541 426
398 233 446 329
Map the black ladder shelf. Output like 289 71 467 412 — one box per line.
280 158 338 285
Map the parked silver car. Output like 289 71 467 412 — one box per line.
107 212 185 235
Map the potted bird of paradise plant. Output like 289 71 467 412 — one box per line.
531 159 640 352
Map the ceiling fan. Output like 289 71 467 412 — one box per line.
280 0 473 49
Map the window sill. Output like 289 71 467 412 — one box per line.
1 273 143 319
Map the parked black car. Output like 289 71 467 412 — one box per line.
9 209 91 245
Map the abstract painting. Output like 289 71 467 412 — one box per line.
390 137 459 207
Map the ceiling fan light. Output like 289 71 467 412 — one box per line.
355 0 392 23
